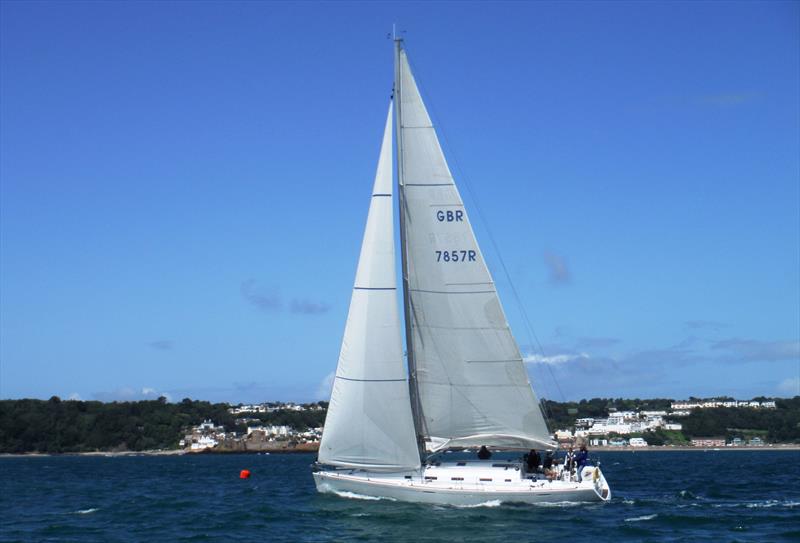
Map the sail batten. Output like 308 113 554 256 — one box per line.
318 103 421 471
396 47 555 451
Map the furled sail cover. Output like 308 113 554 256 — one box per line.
397 49 555 451
319 103 421 471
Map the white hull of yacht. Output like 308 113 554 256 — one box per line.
313 460 611 506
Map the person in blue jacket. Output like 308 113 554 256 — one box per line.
575 444 589 481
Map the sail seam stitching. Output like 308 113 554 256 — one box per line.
353 287 396 291
415 326 509 331
466 359 524 363
410 289 495 294
336 376 406 383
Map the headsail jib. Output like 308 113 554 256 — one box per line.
318 103 421 471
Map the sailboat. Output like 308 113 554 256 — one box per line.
313 38 611 505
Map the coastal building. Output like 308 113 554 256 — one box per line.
554 429 574 443
671 400 777 411
229 404 268 414
190 435 219 450
265 425 291 437
182 419 226 451
559 399 770 444
247 425 267 436
198 419 218 432
691 437 726 447
298 427 323 443
629 437 648 447
228 402 327 415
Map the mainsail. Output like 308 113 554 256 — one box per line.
319 103 421 470
395 46 555 451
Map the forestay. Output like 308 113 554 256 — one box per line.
319 104 421 471
396 49 555 451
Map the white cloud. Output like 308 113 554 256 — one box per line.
68 392 82 401
316 371 335 400
778 377 800 396
141 387 172 402
93 386 172 402
524 352 589 365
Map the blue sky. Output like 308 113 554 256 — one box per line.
1 1 798 403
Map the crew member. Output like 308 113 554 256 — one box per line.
575 444 589 481
525 449 541 472
542 450 554 470
564 445 575 472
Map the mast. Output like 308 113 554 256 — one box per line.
394 36 427 457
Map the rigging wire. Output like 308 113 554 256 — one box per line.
402 46 568 426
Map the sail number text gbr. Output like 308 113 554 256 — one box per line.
434 209 476 262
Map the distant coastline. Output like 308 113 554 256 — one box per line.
4 443 800 458
2 397 798 455
0 448 314 458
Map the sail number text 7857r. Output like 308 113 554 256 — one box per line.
434 210 474 262
436 250 477 262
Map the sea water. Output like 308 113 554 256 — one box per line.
1 450 798 542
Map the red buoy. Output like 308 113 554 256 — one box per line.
239 469 251 479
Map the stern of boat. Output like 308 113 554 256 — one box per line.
582 464 611 501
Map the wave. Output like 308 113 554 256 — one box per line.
530 501 585 508
707 500 800 509
453 500 503 508
72 508 99 515
625 514 657 522
330 490 396 502
745 500 800 509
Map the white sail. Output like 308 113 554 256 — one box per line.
318 103 421 471
396 49 555 451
